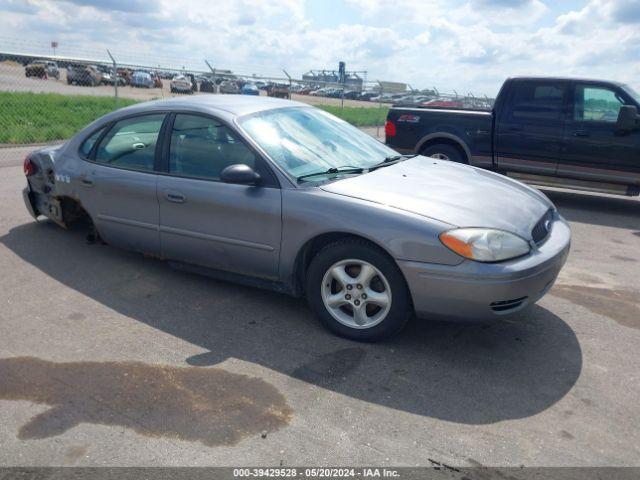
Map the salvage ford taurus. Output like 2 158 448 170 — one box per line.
22 95 571 341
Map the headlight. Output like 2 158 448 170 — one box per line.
439 228 530 262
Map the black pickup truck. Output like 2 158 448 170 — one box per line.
385 76 640 196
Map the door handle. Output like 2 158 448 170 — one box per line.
132 142 146 150
80 177 94 187
165 191 186 203
573 130 590 137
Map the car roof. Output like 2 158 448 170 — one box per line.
508 75 625 87
119 94 309 118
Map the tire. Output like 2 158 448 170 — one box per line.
420 143 466 163
306 239 412 341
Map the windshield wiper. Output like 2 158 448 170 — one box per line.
297 166 365 182
369 154 418 171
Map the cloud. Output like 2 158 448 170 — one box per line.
61 0 155 13
608 0 640 23
0 0 639 96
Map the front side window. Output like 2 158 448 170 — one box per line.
238 107 397 181
510 82 567 121
169 114 257 180
94 114 164 171
574 86 624 123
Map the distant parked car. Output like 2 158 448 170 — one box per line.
66 65 102 86
186 74 198 93
241 83 260 96
267 83 290 99
344 90 362 100
199 77 216 93
220 80 240 94
131 71 155 88
170 75 193 94
359 92 378 101
25 61 58 80
101 71 126 86
97 66 124 86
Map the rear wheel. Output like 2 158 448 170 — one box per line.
421 143 466 163
306 239 411 341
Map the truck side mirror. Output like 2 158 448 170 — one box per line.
616 105 639 131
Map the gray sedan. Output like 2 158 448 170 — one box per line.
22 96 571 341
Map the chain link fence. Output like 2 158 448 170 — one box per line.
0 44 495 164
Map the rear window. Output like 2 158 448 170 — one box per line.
510 82 567 121
79 127 105 158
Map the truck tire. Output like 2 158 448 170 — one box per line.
306 239 412 342
421 143 466 164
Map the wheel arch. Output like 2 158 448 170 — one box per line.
415 132 471 164
56 195 93 229
291 231 405 297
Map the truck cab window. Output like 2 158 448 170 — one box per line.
510 82 567 121
574 86 624 123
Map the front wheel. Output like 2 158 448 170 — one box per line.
306 239 412 341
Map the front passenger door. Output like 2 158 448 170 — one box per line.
157 114 282 280
559 83 640 183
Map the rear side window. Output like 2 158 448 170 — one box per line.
168 114 257 181
510 82 567 121
79 127 105 158
94 114 164 171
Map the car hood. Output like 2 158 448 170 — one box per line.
319 157 553 239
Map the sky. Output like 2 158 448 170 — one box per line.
1 0 639 96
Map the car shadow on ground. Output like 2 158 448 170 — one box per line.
1 221 583 425
542 189 640 230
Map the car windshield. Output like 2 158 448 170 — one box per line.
238 107 399 182
622 84 640 105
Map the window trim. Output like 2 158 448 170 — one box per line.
80 112 169 174
158 111 280 189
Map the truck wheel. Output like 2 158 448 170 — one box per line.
421 144 466 163
306 239 412 342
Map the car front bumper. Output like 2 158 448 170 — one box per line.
398 217 571 321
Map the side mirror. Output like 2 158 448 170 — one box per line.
617 105 639 131
220 164 261 185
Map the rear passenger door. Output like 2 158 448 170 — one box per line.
496 80 570 175
77 113 165 255
157 113 282 279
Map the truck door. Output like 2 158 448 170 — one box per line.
496 80 570 175
559 82 640 184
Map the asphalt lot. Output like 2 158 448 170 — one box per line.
0 148 639 467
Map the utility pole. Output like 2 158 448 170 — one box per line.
107 49 118 109
282 70 292 99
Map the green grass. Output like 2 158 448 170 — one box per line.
0 91 387 144
316 105 389 127
0 92 138 144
